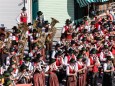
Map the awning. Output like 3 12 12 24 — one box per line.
76 0 109 7
76 0 90 7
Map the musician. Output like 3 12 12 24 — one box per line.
17 64 30 84
61 19 72 36
33 57 45 86
64 49 76 66
87 48 100 86
45 59 59 86
77 54 87 86
66 58 77 86
23 56 33 73
100 45 114 62
102 56 114 86
36 11 45 28
16 7 28 24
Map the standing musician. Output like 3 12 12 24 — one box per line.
45 59 59 86
87 48 100 86
77 54 87 86
66 58 77 86
16 7 28 24
102 56 114 86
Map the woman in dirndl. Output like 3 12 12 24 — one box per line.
45 59 59 86
66 58 77 86
102 56 114 86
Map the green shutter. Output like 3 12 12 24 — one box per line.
32 0 38 21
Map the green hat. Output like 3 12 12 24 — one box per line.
3 78 12 86
77 54 83 59
57 50 63 56
90 48 97 54
69 58 76 63
81 47 86 51
104 45 108 49
106 56 113 61
68 48 74 54
91 21 95 25
82 37 87 41
83 16 88 21
49 59 56 65
10 61 16 65
20 64 27 70
0 74 3 79
95 36 102 41
7 67 13 73
24 56 31 61
3 71 11 77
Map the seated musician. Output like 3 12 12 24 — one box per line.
66 58 77 86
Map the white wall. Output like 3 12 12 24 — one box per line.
39 0 74 28
0 0 31 29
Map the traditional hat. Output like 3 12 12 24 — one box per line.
24 55 31 61
44 21 50 25
28 22 33 26
104 45 108 49
106 56 113 61
3 78 12 86
12 40 18 45
108 28 113 32
55 43 61 48
33 29 37 33
72 33 77 38
77 54 83 59
37 11 43 16
69 58 76 63
3 71 11 77
20 64 27 70
103 23 109 28
49 59 56 64
81 47 86 51
10 47 15 52
57 50 63 56
101 18 106 22
90 48 97 54
68 48 74 54
65 19 72 24
21 7 26 11
95 36 102 41
83 29 88 33
36 53 42 59
71 40 76 45
12 26 17 30
109 36 113 40
91 21 95 25
83 16 88 21
82 37 87 41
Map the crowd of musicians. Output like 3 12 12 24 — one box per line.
0 7 115 86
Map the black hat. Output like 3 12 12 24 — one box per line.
3 78 12 86
33 29 37 33
95 36 102 41
101 18 106 22
24 55 31 61
55 44 61 48
77 54 83 59
71 40 76 45
65 19 72 24
90 48 97 54
91 21 95 25
79 21 84 25
57 50 63 56
28 23 33 26
44 21 50 25
37 11 43 16
10 47 15 52
112 21 115 25
106 56 113 61
21 7 26 11
3 71 10 77
108 28 113 32
12 26 17 30
15 29 21 33
109 36 113 40
68 48 74 54
83 29 88 33
12 40 18 45
36 53 42 59
72 33 77 38
69 58 76 63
